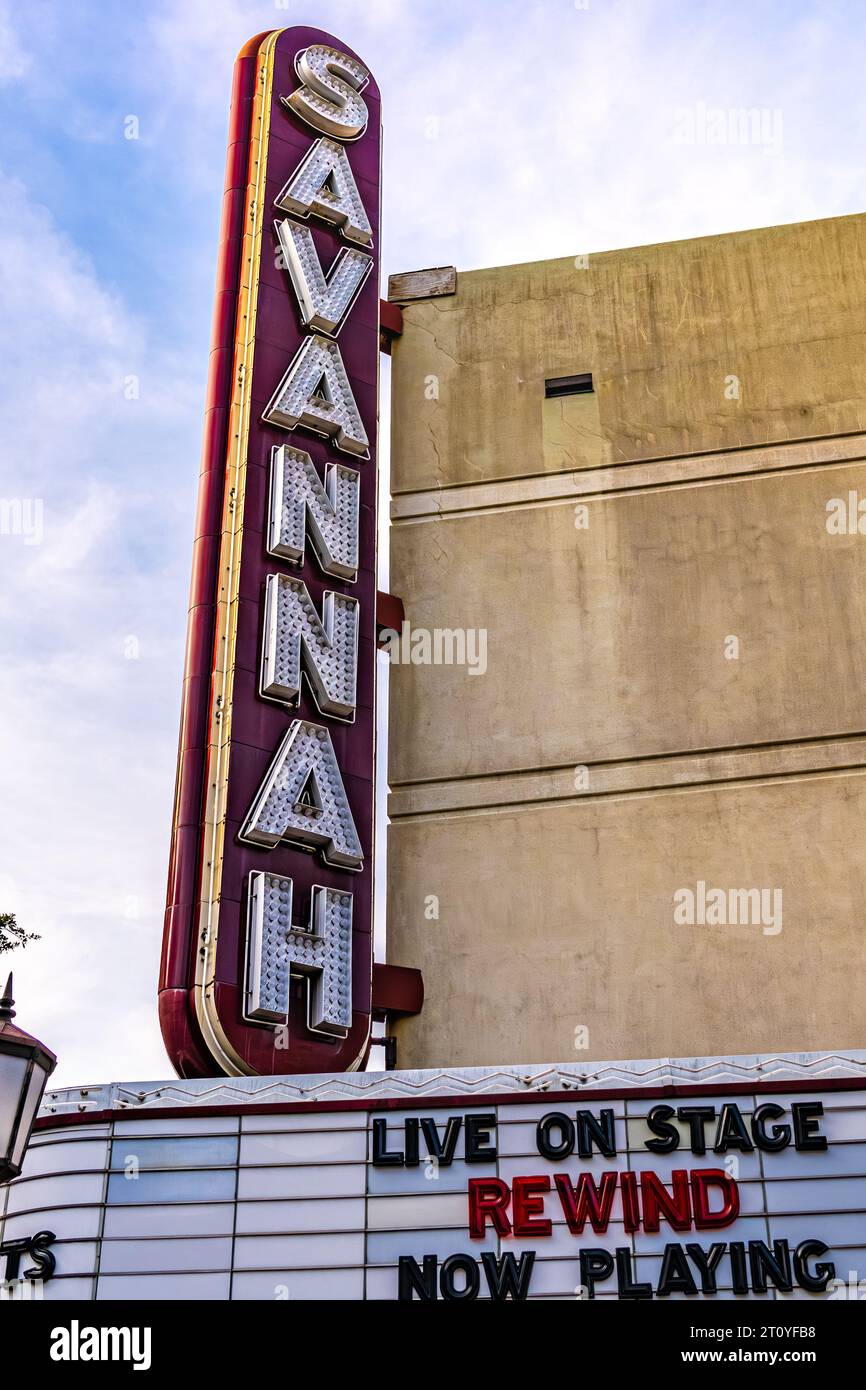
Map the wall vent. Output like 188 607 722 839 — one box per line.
545 372 593 398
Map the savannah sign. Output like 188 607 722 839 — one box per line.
161 27 382 1076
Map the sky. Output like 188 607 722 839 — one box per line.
0 0 864 1089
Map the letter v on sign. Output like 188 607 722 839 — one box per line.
276 219 373 337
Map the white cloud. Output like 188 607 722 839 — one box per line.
0 0 30 83
0 165 196 1086
0 173 140 475
141 0 866 281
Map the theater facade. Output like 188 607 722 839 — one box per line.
4 25 865 1302
8 1053 866 1300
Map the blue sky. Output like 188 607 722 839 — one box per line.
1 0 864 1087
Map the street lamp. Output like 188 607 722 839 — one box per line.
0 975 56 1183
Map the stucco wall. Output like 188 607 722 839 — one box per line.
386 212 866 1068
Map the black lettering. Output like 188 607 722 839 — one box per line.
372 1116 403 1166
645 1104 679 1153
748 1238 793 1294
729 1240 749 1295
685 1241 727 1294
676 1106 716 1155
576 1108 617 1158
420 1115 462 1166
793 1102 828 1151
657 1243 699 1297
24 1231 56 1283
440 1254 480 1301
579 1247 614 1299
713 1102 754 1153
615 1246 653 1299
794 1239 834 1293
405 1116 420 1166
751 1103 790 1151
480 1250 535 1300
398 1254 437 1300
536 1112 574 1160
465 1112 497 1163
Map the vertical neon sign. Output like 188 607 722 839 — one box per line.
160 28 381 1077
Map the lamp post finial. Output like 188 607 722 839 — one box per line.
0 975 16 1022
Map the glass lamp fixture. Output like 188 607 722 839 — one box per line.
0 976 56 1183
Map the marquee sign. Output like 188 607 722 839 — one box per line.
384 1101 836 1299
160 28 382 1077
25 1063 866 1302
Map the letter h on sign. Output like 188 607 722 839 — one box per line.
246 873 352 1035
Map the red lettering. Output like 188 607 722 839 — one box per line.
640 1169 693 1232
691 1168 740 1229
554 1172 618 1233
470 1168 741 1240
512 1175 551 1236
620 1170 640 1233
468 1177 511 1238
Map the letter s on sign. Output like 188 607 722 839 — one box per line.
284 45 370 140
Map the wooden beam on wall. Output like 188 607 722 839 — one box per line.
388 266 457 303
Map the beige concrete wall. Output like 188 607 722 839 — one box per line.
386 212 866 1068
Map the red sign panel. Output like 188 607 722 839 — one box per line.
160 28 381 1077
